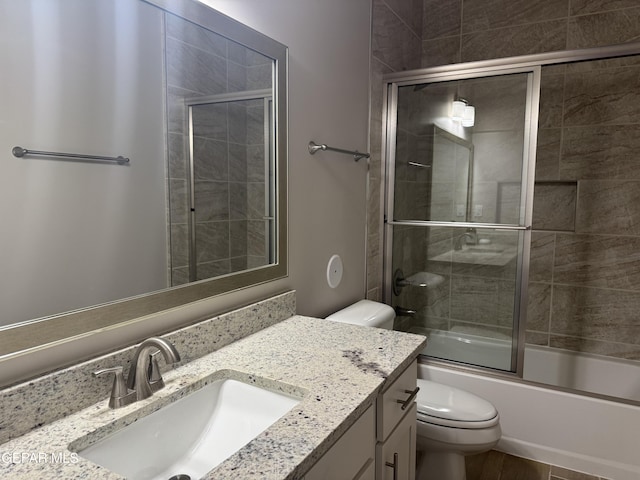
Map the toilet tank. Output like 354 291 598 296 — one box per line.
326 300 395 330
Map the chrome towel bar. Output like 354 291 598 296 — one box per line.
12 146 130 164
308 141 370 162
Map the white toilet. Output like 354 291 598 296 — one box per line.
327 300 501 480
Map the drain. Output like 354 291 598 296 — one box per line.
168 475 191 480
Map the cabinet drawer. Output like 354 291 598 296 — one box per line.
376 360 418 442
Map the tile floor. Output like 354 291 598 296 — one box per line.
465 450 610 480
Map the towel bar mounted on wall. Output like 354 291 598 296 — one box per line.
12 146 130 165
308 141 370 162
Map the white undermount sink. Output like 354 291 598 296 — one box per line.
76 378 301 480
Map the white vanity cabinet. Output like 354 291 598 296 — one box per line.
376 359 418 480
303 360 418 480
303 404 376 480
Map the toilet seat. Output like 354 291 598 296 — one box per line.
416 379 499 429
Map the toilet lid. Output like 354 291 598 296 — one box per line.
416 379 498 427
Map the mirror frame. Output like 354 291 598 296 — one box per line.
0 0 288 359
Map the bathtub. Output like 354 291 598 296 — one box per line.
523 345 640 401
416 332 640 480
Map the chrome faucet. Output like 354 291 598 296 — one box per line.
454 228 477 250
94 337 181 408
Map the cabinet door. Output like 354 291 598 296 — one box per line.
304 405 375 480
376 403 416 480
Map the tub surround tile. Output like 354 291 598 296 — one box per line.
527 282 551 332
462 0 568 33
532 182 577 232
0 291 296 445
563 67 640 126
461 20 567 62
423 0 461 40
538 74 565 129
530 234 556 266
166 36 227 96
567 7 640 49
575 181 640 235
553 234 640 290
560 125 640 180
385 0 423 38
551 285 640 345
569 0 640 16
0 315 426 480
535 128 561 180
421 36 461 67
192 137 228 181
372 0 422 72
166 13 227 59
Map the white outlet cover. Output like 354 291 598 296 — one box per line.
326 254 343 288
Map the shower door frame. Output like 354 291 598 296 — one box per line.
185 89 274 282
383 65 540 376
381 42 640 381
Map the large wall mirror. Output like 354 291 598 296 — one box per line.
0 0 288 358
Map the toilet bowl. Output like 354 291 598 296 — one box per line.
327 300 501 480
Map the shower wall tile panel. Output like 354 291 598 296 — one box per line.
526 282 551 333
575 180 640 235
421 37 461 67
384 0 423 37
195 222 230 263
560 125 640 180
165 36 227 96
563 66 640 126
570 0 640 15
538 74 565 129
461 0 569 33
551 285 640 346
372 0 422 72
166 13 227 58
194 181 229 222
422 1 461 40
534 128 561 181
192 137 228 181
531 182 577 232
529 232 555 283
461 20 567 62
553 234 640 290
567 7 640 49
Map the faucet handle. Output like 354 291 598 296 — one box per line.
93 366 134 409
148 350 165 392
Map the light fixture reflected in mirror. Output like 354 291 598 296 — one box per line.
451 99 466 121
462 105 475 127
451 98 475 127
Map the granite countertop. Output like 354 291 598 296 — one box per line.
0 315 426 479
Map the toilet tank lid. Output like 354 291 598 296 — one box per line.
326 300 395 327
416 379 498 423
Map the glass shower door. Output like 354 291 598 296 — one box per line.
384 68 540 373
